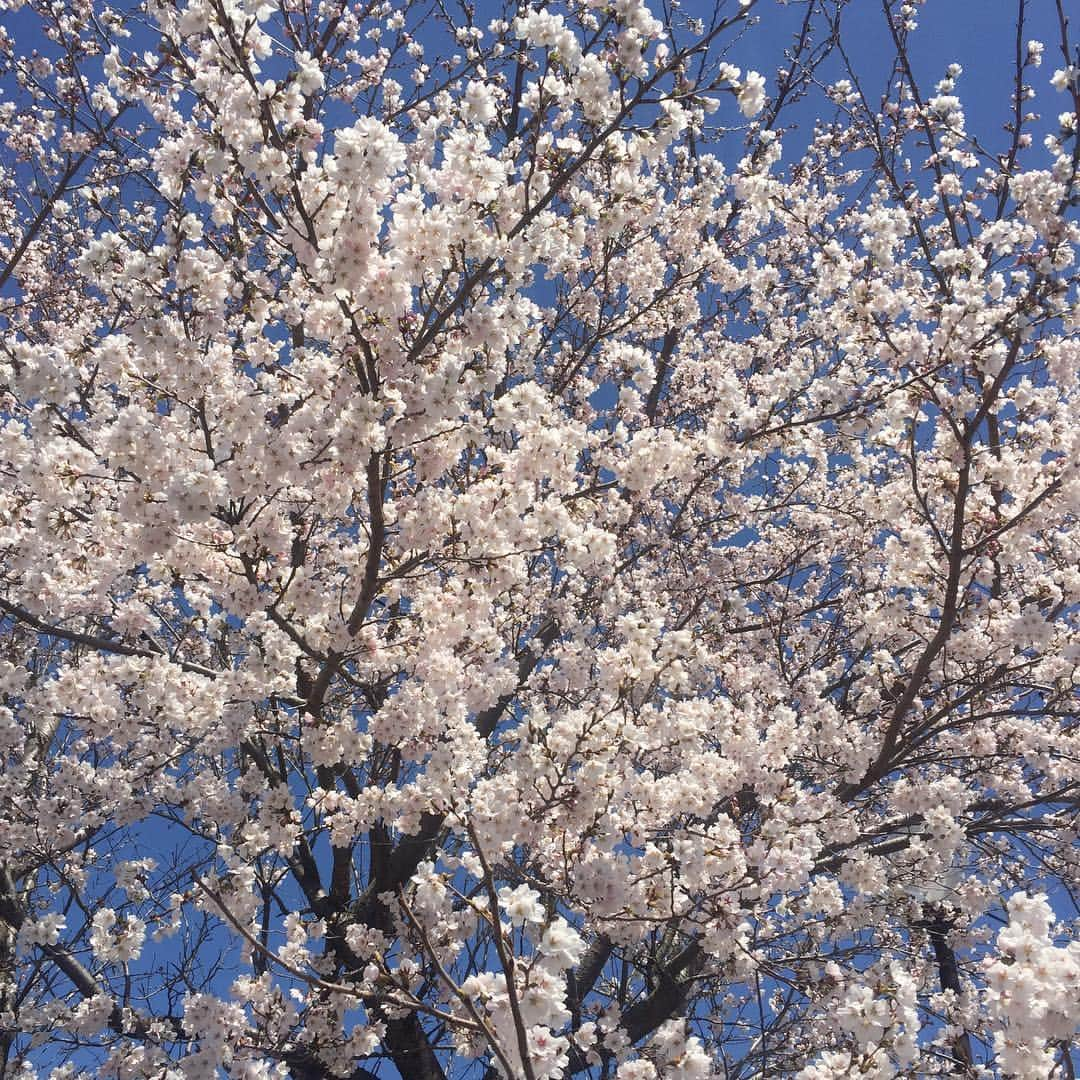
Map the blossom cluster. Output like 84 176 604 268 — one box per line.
0 0 1078 1077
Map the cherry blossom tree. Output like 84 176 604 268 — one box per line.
1 0 1079 1076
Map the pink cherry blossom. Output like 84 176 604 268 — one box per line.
0 0 1078 1077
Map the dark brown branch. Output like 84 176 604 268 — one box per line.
621 940 703 1044
645 328 679 422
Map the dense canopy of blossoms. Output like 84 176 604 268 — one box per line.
0 0 1078 1076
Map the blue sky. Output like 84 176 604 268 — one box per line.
2 0 1077 1076
727 0 1066 158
